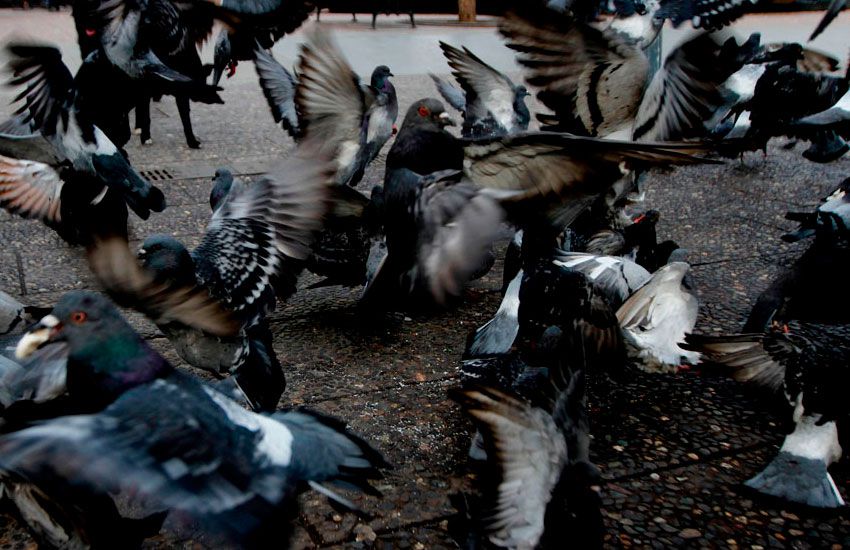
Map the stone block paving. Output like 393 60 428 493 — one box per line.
0 8 849 550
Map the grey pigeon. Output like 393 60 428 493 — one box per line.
616 262 699 372
292 29 398 187
436 42 530 138
91 145 334 410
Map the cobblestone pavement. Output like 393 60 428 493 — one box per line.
0 9 849 550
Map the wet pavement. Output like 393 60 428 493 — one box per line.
0 8 849 550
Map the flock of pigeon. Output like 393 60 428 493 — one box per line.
0 0 847 547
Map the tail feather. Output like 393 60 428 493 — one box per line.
685 333 786 390
274 408 390 498
746 452 844 508
467 271 521 356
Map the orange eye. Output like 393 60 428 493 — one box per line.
70 311 87 324
418 105 430 117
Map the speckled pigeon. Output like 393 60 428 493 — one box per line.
5 290 389 546
89 145 334 410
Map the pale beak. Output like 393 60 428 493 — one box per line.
438 112 456 127
15 315 60 359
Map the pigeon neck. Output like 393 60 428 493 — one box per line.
68 333 174 407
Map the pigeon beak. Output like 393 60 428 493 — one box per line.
438 112 456 127
15 315 62 359
137 247 147 260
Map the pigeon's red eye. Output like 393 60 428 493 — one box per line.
418 106 430 117
70 311 87 324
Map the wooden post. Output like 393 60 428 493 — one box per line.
458 0 476 22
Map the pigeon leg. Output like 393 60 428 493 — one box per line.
176 96 201 149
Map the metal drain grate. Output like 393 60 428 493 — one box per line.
140 168 175 181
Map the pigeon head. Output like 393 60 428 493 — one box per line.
371 65 394 91
15 291 171 402
210 168 235 212
401 98 456 130
138 235 196 288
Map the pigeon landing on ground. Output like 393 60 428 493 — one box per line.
93 147 334 410
5 291 389 546
687 321 850 508
290 29 398 187
433 42 530 138
616 262 699 373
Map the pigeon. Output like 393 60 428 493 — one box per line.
616 262 700 373
374 96 715 305
454 269 612 547
469 240 649 356
2 45 166 236
253 45 301 139
783 177 850 243
686 321 850 508
5 290 389 545
500 8 745 142
90 145 333 410
292 29 399 187
788 90 850 163
434 42 531 138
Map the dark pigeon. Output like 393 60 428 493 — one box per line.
3 45 166 234
687 321 850 508
4 290 389 546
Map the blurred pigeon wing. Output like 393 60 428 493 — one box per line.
686 333 788 390
5 44 75 138
196 151 332 306
454 387 567 550
0 155 64 224
253 46 301 138
500 9 647 136
87 237 240 337
440 43 519 132
632 32 728 142
429 74 466 113
295 29 374 181
655 0 756 30
416 179 505 303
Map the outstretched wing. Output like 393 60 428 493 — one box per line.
499 8 647 136
655 0 756 30
253 45 301 139
5 44 76 138
192 145 333 313
810 0 847 41
632 32 731 142
439 42 522 133
453 386 567 550
429 73 466 113
415 176 505 303
0 155 64 224
295 28 374 184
